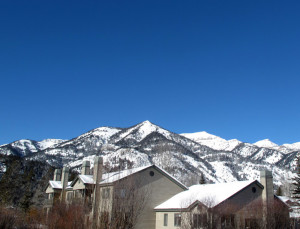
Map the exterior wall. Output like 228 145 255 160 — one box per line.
216 182 264 229
98 185 114 213
44 186 62 211
66 190 74 203
45 185 55 194
156 206 208 229
156 182 264 229
72 178 87 190
156 212 181 229
133 167 186 229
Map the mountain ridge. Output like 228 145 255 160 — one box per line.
0 121 298 193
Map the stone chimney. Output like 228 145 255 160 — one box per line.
61 166 69 201
260 170 274 206
92 156 103 228
93 156 103 183
260 170 274 228
81 160 91 175
53 169 62 181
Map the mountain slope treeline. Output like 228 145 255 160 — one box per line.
0 121 298 208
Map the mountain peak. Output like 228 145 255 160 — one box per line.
181 131 217 140
253 139 278 148
139 120 154 126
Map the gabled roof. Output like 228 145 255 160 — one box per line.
48 181 72 190
277 196 300 218
71 164 187 190
155 180 263 210
277 196 298 206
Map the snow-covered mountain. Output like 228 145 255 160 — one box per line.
181 131 241 151
0 121 298 189
0 139 66 157
283 142 300 152
253 139 279 149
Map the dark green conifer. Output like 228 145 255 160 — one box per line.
199 172 206 184
276 186 283 196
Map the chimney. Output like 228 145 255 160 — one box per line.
260 170 274 228
93 156 103 183
53 169 62 181
81 160 91 175
260 170 274 206
92 156 103 228
61 166 69 201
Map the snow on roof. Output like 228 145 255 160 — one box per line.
278 196 300 218
78 165 152 185
155 180 257 210
277 196 292 203
102 165 150 184
49 181 72 189
79 175 94 184
276 195 300 205
77 164 187 189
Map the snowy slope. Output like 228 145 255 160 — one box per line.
181 131 241 151
254 139 279 149
0 121 298 189
37 139 66 150
0 139 66 157
283 142 300 151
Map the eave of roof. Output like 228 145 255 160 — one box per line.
155 180 263 211
70 164 187 190
48 180 72 190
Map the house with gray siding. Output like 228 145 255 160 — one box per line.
45 157 289 229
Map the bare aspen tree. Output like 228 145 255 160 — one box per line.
179 195 217 229
96 169 150 229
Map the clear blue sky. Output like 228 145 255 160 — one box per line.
0 0 299 145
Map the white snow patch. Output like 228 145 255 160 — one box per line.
37 139 66 150
210 161 237 182
282 142 300 151
155 180 255 209
254 139 279 149
181 132 241 151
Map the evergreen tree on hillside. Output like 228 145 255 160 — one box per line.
199 172 206 184
276 186 283 196
292 156 300 200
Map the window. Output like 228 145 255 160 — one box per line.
193 213 207 228
49 193 54 199
120 189 126 198
221 215 235 229
75 190 81 198
102 188 110 199
174 213 181 227
164 213 168 226
67 192 73 201
245 218 259 229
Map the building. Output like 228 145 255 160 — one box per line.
45 157 187 228
45 157 290 229
278 196 300 229
155 173 290 229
